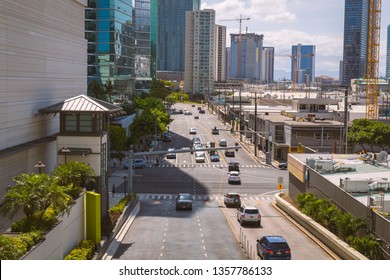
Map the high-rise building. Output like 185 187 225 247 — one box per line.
341 0 369 86
0 0 87 200
157 0 200 81
184 9 215 94
134 0 154 94
85 0 135 98
226 47 231 81
214 25 227 82
262 47 275 83
291 44 316 84
229 33 264 81
386 25 390 79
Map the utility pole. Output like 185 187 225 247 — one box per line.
232 87 235 129
343 87 349 154
254 90 258 157
239 87 242 141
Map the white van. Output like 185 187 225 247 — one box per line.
195 151 205 163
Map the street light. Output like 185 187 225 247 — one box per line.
34 161 46 174
61 147 70 163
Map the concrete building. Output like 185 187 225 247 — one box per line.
184 9 215 94
214 24 227 82
229 33 264 82
0 0 88 199
262 47 275 83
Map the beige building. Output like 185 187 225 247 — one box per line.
214 24 226 82
0 0 88 199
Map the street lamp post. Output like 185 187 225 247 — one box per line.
254 90 258 157
34 161 46 174
61 147 70 163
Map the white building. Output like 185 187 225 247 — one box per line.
214 24 226 82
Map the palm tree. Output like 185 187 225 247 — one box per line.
88 80 105 100
104 79 114 103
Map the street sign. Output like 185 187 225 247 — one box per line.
277 183 284 190
278 176 283 184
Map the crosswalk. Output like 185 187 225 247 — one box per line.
137 193 276 202
144 163 271 169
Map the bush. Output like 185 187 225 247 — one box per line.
64 239 96 260
0 231 42 260
11 209 58 233
108 194 134 225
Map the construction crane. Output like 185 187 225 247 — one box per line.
219 15 250 78
365 0 381 119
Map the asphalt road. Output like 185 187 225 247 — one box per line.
113 103 333 260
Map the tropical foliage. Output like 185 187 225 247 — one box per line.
64 239 96 260
348 119 390 152
0 231 42 260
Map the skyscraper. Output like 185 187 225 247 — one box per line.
262 47 275 83
184 9 215 94
157 0 200 81
291 44 316 84
85 0 135 98
341 0 369 86
214 25 227 82
229 33 264 81
386 25 390 79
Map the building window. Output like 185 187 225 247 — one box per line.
65 114 77 131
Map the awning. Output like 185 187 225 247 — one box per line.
58 147 93 155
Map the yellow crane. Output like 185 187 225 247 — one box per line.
219 15 250 78
365 0 381 119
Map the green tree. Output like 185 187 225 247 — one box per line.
104 79 114 103
348 119 390 152
337 212 367 241
348 234 384 259
87 80 105 100
109 125 127 152
0 174 71 221
149 79 174 100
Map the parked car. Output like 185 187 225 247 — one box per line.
225 150 235 157
278 162 288 170
166 148 176 159
211 153 220 162
224 193 241 208
218 139 227 147
228 161 240 172
123 158 146 169
237 206 261 226
176 193 193 210
228 171 241 184
189 127 197 134
256 236 291 260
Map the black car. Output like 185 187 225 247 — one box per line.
256 236 291 260
225 150 235 157
175 193 193 210
199 109 205 114
211 127 219 135
228 161 240 172
162 132 172 142
278 162 288 170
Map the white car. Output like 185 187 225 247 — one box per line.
195 151 205 163
166 148 176 159
237 206 261 226
219 139 227 147
189 127 197 134
228 171 241 184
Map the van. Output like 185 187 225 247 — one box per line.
195 151 205 163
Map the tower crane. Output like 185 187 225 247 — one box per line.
219 15 250 78
365 0 381 119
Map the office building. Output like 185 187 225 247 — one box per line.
341 0 369 86
214 25 227 82
226 47 231 81
229 33 264 82
291 44 316 84
184 9 215 94
134 0 155 94
0 0 87 201
85 0 135 99
157 0 200 81
386 25 390 79
262 47 275 83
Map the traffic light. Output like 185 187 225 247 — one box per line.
235 142 239 152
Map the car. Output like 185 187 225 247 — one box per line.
194 115 199 119
162 132 172 142
192 137 201 145
194 144 203 149
278 162 288 170
224 193 241 208
187 112 192 115
228 161 240 172
176 193 193 210
237 206 261 226
195 151 205 163
256 236 291 260
166 148 176 159
189 127 197 134
206 141 211 148
199 109 205 114
211 127 219 135
225 150 235 157
123 158 146 169
197 106 202 110
191 104 195 107
228 171 241 184
211 153 220 162
178 109 184 114
218 139 227 147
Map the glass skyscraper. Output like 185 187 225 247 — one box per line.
291 44 315 84
341 0 369 86
85 0 135 98
157 0 200 77
386 25 390 80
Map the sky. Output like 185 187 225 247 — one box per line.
201 0 390 80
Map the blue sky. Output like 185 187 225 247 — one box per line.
201 0 390 80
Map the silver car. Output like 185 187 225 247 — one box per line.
237 206 261 226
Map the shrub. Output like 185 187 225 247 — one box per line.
64 239 96 260
0 231 42 260
108 194 134 225
11 209 58 233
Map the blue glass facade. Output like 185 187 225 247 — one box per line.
157 0 200 72
85 0 135 96
386 25 390 79
342 0 368 85
291 45 315 84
